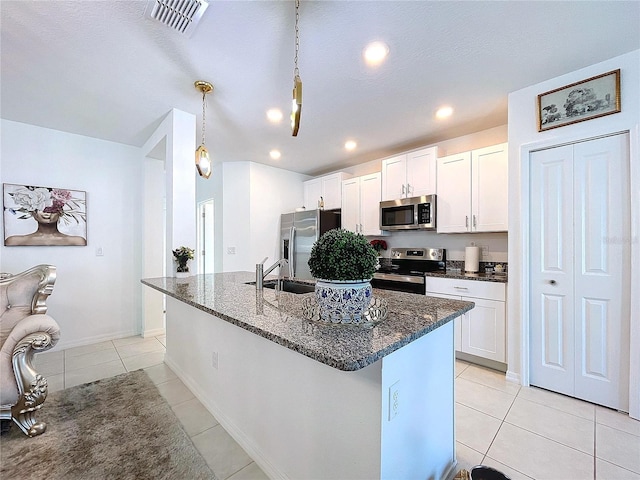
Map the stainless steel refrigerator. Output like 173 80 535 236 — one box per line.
280 209 341 280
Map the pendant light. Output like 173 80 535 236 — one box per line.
194 80 214 179
291 0 302 136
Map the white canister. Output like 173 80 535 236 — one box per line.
464 246 480 273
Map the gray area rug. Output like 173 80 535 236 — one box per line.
0 369 216 479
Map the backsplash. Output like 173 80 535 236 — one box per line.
377 257 507 274
446 260 508 274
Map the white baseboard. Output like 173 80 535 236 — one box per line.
506 370 521 385
142 327 166 338
52 329 139 351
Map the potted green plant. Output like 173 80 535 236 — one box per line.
172 246 194 277
308 229 378 323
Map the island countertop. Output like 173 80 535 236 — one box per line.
141 272 474 371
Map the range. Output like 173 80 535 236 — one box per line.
372 248 446 295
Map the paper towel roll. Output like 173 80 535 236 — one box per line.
465 246 480 273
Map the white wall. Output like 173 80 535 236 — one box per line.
248 162 308 268
507 50 640 416
338 125 508 178
217 161 307 273
0 119 143 349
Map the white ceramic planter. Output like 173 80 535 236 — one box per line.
314 279 373 324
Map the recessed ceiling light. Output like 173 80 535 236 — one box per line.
345 140 357 151
267 108 283 123
436 106 453 119
269 149 281 160
363 41 389 66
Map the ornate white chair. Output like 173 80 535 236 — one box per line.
0 265 60 437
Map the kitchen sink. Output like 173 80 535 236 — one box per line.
246 279 315 294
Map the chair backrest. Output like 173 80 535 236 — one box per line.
0 265 56 348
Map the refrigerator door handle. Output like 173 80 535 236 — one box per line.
289 226 296 278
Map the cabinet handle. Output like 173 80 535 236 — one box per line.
360 224 363 233
465 216 469 228
402 184 405 195
473 215 477 228
549 280 557 285
454 286 469 290
407 183 412 194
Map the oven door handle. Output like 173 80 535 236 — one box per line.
373 273 425 284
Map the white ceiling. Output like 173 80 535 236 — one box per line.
2 1 639 175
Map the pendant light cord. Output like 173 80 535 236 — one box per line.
293 0 300 78
201 90 207 146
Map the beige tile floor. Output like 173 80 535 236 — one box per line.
33 337 640 480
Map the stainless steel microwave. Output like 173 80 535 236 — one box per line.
379 194 436 231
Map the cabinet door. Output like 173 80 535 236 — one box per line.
359 173 382 236
406 147 437 197
341 178 360 233
472 143 508 232
304 178 322 209
322 174 343 210
427 291 463 351
461 297 506 362
381 154 407 201
436 152 472 233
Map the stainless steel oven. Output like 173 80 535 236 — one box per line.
379 195 436 231
372 248 445 295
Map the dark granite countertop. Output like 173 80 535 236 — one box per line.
425 271 508 283
141 272 474 372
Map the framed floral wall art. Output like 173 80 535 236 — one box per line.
3 183 87 246
537 69 621 132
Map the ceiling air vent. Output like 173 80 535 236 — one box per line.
145 0 209 37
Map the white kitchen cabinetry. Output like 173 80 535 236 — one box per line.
304 172 350 210
437 143 508 233
426 277 506 363
341 173 385 236
381 147 437 201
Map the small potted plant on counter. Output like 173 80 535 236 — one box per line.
308 229 378 323
172 246 195 277
370 239 388 257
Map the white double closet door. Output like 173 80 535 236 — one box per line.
529 133 630 411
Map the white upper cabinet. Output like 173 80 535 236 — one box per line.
381 147 437 201
304 172 350 210
341 173 385 236
437 143 508 233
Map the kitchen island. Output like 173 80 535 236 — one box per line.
142 272 474 480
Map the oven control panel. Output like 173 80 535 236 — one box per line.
390 248 445 261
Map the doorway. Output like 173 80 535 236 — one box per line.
197 199 214 274
529 133 631 411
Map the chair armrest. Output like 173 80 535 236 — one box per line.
1 314 60 357
0 314 60 436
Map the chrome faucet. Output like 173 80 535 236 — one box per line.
255 257 289 290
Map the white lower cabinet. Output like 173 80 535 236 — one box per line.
426 277 506 363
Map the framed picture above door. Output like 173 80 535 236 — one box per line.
537 69 621 132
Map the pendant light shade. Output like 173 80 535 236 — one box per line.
195 145 211 179
194 80 214 179
291 75 302 136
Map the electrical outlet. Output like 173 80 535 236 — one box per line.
227 247 236 255
211 351 218 369
96 246 104 256
388 381 400 421
480 245 489 258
